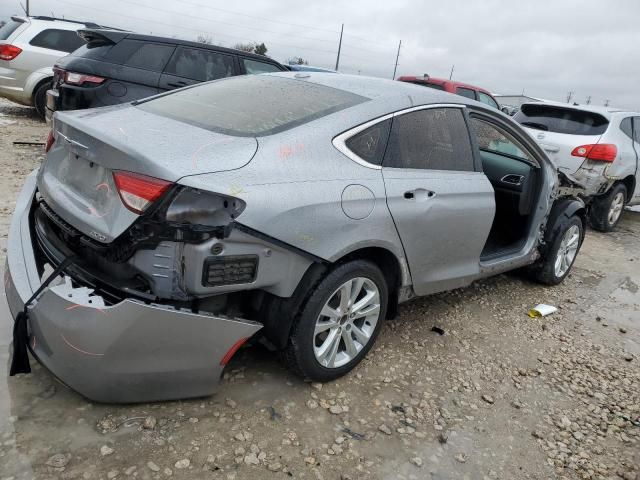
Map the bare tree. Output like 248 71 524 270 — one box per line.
287 56 309 65
233 43 255 53
196 34 213 45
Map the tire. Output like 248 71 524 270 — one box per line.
589 183 627 232
532 215 584 285
282 260 388 382
33 81 51 120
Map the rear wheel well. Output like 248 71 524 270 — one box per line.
619 176 635 203
336 247 402 320
31 76 53 104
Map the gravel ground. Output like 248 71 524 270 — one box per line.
0 98 638 480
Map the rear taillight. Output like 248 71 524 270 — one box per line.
571 144 617 162
45 131 55 153
0 44 22 61
113 171 172 214
64 71 105 86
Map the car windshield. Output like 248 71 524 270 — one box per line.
136 75 368 137
514 104 609 135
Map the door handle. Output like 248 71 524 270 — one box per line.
404 189 435 200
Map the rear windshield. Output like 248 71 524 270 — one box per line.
136 75 368 137
0 19 23 40
408 81 445 91
514 104 609 135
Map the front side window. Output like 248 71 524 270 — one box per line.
242 58 282 74
470 117 536 164
456 87 477 100
29 29 84 53
478 92 499 109
137 74 367 137
165 46 235 81
383 108 474 171
345 119 391 166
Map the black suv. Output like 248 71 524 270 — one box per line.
46 29 288 121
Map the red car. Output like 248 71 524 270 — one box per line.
398 74 500 110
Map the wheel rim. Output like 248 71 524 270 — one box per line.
607 192 624 225
554 224 580 278
313 277 381 369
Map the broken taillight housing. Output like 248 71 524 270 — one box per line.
113 171 172 214
64 71 105 86
165 188 246 228
45 130 55 153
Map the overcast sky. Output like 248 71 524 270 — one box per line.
2 0 639 109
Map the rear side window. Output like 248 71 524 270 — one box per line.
0 19 23 40
514 104 609 135
621 118 634 140
165 46 235 81
345 119 392 166
107 40 174 71
456 87 476 100
383 108 474 171
29 29 84 53
137 74 367 137
242 58 282 74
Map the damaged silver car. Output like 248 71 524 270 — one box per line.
6 73 586 402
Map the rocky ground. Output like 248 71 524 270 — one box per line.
0 98 638 480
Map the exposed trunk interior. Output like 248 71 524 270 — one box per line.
479 149 541 259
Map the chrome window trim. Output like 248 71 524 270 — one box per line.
333 103 466 170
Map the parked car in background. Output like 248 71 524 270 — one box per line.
500 104 519 116
515 102 640 231
7 73 586 402
397 74 501 110
288 63 337 73
46 29 288 121
0 16 112 118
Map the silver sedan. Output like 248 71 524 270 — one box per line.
6 72 586 402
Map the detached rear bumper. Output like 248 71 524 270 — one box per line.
5 171 262 403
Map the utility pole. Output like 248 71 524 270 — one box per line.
335 24 344 71
25 0 30 16
566 91 574 103
586 95 591 105
392 39 401 79
449 64 455 80
604 99 610 107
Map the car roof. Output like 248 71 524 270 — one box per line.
80 28 285 65
520 100 639 118
268 72 482 107
398 75 494 95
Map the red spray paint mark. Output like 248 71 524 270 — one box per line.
61 334 105 356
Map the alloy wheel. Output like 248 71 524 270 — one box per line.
313 277 381 369
607 192 625 225
554 224 580 278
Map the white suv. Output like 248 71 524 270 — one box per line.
0 16 108 118
515 102 640 231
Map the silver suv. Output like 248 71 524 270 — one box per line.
0 16 109 118
515 102 640 231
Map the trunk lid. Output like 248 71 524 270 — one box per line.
515 103 610 175
523 128 603 174
38 105 257 243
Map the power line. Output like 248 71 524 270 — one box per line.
55 0 341 55
114 0 339 46
154 0 340 35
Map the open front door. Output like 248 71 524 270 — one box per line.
382 106 495 296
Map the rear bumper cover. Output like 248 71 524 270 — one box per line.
5 171 262 403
